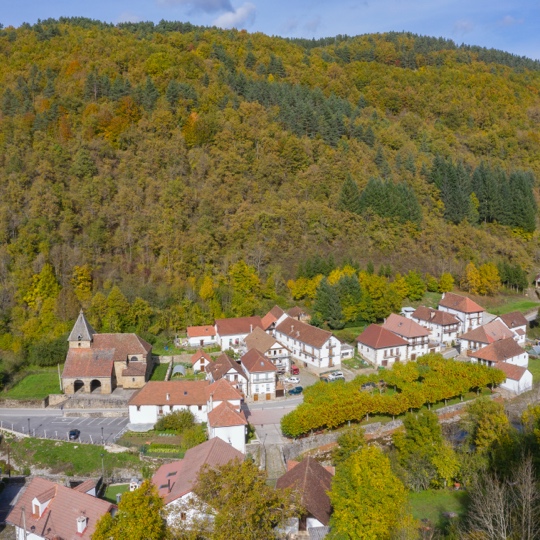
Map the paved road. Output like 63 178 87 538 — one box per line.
0 409 129 445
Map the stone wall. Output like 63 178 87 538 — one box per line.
0 397 48 408
48 394 69 406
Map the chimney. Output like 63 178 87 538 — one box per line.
166 393 170 401
76 516 88 534
250 324 253 332
168 478 171 492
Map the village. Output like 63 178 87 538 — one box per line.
0 291 538 539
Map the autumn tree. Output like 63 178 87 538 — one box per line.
92 480 166 540
329 445 413 539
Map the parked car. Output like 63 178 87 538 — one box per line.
328 371 345 381
290 365 300 375
288 386 303 395
285 376 300 384
69 429 80 440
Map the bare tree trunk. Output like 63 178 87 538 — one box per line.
510 455 540 540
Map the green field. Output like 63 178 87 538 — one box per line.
4 436 141 476
487 299 539 316
150 363 169 381
332 326 365 344
409 489 468 527
527 357 540 383
3 371 62 400
103 483 130 503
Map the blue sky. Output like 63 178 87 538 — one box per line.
3 0 539 60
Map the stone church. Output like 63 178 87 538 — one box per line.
62 310 153 394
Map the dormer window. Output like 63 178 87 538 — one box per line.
32 502 40 516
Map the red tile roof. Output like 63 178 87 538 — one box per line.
498 311 528 330
356 324 409 349
287 306 308 319
122 363 147 377
469 337 526 363
241 348 277 373
215 316 263 336
152 438 244 504
72 479 98 494
129 380 210 407
207 378 243 402
62 348 115 378
187 325 216 338
206 353 246 382
6 477 113 540
190 349 213 366
412 306 460 326
276 457 333 526
496 361 528 381
439 292 484 313
275 316 332 348
244 327 280 354
460 320 515 345
382 313 429 339
208 401 247 427
261 306 285 330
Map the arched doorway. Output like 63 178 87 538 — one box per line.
90 379 102 393
74 380 84 393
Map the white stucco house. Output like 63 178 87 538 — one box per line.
243 326 290 374
240 348 277 400
382 313 436 360
496 311 528 346
411 306 460 347
356 324 409 367
205 353 248 395
497 362 533 394
186 325 217 348
458 320 515 354
214 316 264 351
438 292 485 334
274 316 341 369
190 349 213 372
207 400 248 453
127 379 242 427
468 337 529 368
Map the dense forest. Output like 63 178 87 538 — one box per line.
0 18 539 380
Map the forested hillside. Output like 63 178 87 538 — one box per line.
0 18 539 378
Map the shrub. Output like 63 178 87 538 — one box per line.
155 410 195 432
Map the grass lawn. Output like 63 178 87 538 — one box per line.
4 436 141 476
3 371 62 400
103 483 130 503
487 299 539 316
333 326 365 344
409 489 468 526
527 356 540 383
150 363 169 381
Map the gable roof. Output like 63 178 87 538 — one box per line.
276 457 333 526
261 306 285 330
356 324 409 349
190 349 213 366
68 310 96 342
382 313 429 339
244 326 279 354
152 438 244 504
62 348 115 378
215 316 263 337
208 401 247 428
460 320 515 344
207 378 243 402
129 380 210 407
241 348 277 373
412 306 460 327
206 353 247 381
287 306 308 319
275 316 332 349
470 337 526 363
496 361 528 381
6 477 113 540
498 311 528 330
439 292 484 313
187 325 216 338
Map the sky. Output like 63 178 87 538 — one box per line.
2 0 539 60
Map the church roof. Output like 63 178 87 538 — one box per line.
68 310 96 342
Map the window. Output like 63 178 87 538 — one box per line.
198 405 202 411
181 512 187 521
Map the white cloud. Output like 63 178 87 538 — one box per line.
117 12 142 23
499 15 524 27
453 19 474 36
303 15 321 34
213 2 256 29
157 0 233 14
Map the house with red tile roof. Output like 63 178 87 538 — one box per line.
276 457 333 532
128 378 242 427
186 325 217 348
62 310 153 394
241 348 277 400
356 324 409 367
6 477 114 540
261 305 285 332
243 326 290 374
214 316 264 351
438 292 485 334
411 306 460 346
205 353 248 395
458 319 516 353
382 313 436 360
207 401 248 453
190 349 213 372
496 311 528 345
496 362 533 394
274 316 342 369
152 438 244 524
